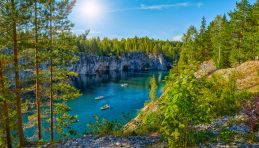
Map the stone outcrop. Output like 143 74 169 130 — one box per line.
210 60 259 92
69 52 170 75
194 60 259 93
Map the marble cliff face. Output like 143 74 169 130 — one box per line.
69 52 170 75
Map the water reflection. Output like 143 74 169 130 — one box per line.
71 71 132 92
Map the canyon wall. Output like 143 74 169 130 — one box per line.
69 52 170 75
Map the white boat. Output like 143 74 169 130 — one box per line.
120 83 128 87
101 104 110 110
95 96 104 100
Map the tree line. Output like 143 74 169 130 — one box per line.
75 33 182 62
0 0 80 147
178 0 259 69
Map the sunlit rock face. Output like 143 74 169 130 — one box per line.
69 52 170 75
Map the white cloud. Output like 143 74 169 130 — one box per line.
140 3 189 10
107 2 189 13
172 35 183 41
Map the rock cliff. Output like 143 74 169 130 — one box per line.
69 52 170 75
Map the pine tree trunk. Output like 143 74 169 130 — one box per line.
3 101 12 148
185 127 188 148
11 0 25 146
49 1 54 142
0 62 12 148
34 0 42 140
50 58 53 141
218 46 221 67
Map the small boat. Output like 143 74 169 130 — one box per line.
120 83 128 87
95 96 104 100
101 104 110 110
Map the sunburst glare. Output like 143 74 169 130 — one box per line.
79 0 105 22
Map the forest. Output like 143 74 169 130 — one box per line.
75 34 181 61
0 0 258 147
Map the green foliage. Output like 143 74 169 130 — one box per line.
206 74 252 116
196 17 212 61
75 35 181 62
87 115 123 136
219 128 236 143
169 3 258 145
179 0 259 69
149 76 158 101
161 68 213 147
128 111 162 136
0 0 80 146
178 26 198 69
188 130 216 146
142 112 162 132
54 103 78 140
229 0 254 65
209 15 232 68
161 66 252 146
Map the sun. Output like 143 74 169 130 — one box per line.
80 0 104 21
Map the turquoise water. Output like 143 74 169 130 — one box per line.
24 70 168 140
70 71 168 135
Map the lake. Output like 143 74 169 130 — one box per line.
24 70 168 140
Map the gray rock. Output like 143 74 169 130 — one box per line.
229 123 250 134
58 135 164 148
69 52 170 75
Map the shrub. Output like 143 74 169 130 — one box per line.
219 128 236 143
87 115 123 136
160 69 213 147
143 112 162 132
189 130 216 146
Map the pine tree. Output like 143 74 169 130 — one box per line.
208 15 232 68
33 0 42 140
44 0 80 141
48 0 54 141
10 0 26 145
250 0 259 60
229 0 252 65
196 17 211 61
0 1 32 146
178 26 197 69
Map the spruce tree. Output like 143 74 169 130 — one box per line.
178 26 197 69
208 15 232 68
229 0 252 65
196 17 211 61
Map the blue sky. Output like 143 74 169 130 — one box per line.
69 0 256 40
